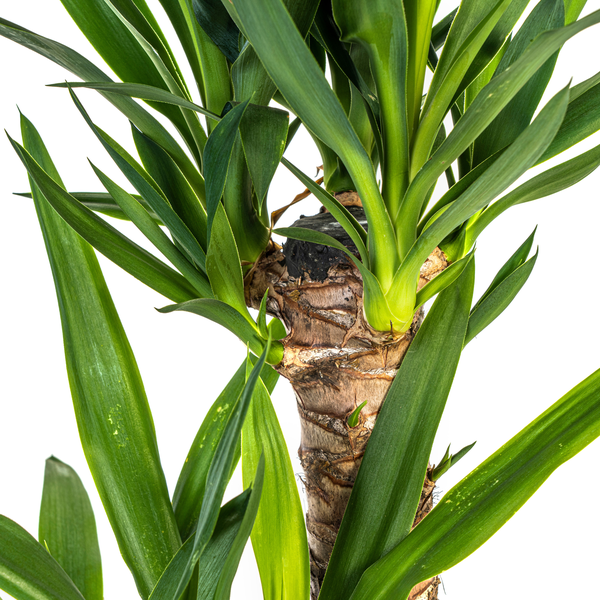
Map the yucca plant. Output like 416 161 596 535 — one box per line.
1 0 600 599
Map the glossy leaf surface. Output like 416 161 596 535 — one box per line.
20 114 181 597
39 457 102 600
8 135 198 303
320 262 475 600
173 361 248 540
350 367 600 599
0 516 85 600
242 378 310 600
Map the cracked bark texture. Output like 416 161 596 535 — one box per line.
245 197 447 599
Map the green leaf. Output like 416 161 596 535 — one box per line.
467 142 600 243
319 260 475 600
398 9 600 249
7 133 198 304
90 165 210 298
349 367 600 600
414 251 474 311
431 8 458 50
390 84 570 329
411 0 512 184
132 126 208 249
430 441 476 481
20 115 181 597
206 204 255 325
58 0 199 159
418 149 503 235
239 104 289 210
472 228 536 311
473 0 565 166
173 344 270 598
0 18 205 198
192 0 241 63
108 0 189 92
565 0 588 23
230 0 398 290
207 455 265 600
39 457 102 600
204 100 250 241
274 226 399 332
465 250 537 345
312 3 380 121
282 158 368 262
0 515 85 600
157 299 284 365
50 81 220 122
242 378 310 600
14 191 161 224
257 291 269 339
332 0 409 217
68 88 210 278
347 401 368 428
538 70 600 162
173 360 248 540
151 465 263 600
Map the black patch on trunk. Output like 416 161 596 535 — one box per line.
283 207 367 281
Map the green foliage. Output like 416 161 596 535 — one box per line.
39 457 103 600
2 1 600 599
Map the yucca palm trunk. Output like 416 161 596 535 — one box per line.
246 197 446 598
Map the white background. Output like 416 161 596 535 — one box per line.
1 1 599 599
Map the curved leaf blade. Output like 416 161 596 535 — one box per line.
20 115 181 597
0 18 205 198
242 378 310 600
350 367 600 599
173 345 270 597
157 299 283 365
8 133 198 304
173 361 248 540
320 261 475 600
39 457 102 600
465 250 538 345
205 99 250 241
0 516 85 600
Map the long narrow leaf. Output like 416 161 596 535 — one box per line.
467 142 600 243
349 367 600 600
39 457 102 600
173 361 248 540
242 378 310 600
398 9 600 247
173 345 270 597
0 516 85 600
473 0 564 166
0 18 205 199
389 85 570 329
465 251 538 345
332 0 409 217
319 260 475 600
204 100 249 242
68 88 210 281
132 126 208 248
231 0 399 290
206 204 255 325
150 470 262 600
8 133 198 303
91 165 210 297
20 115 181 597
58 0 200 159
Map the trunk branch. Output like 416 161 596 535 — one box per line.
245 205 447 598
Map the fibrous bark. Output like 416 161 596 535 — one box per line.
245 196 447 599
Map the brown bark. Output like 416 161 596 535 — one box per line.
245 202 447 599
